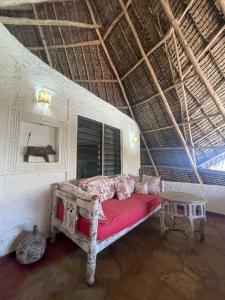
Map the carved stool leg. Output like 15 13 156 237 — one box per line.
87 250 97 286
50 225 58 244
188 217 194 250
160 201 166 236
200 218 206 242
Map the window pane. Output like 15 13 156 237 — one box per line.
77 116 102 179
104 125 121 176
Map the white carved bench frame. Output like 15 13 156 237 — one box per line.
50 179 164 285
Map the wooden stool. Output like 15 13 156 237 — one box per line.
159 192 207 249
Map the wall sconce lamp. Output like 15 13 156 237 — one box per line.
131 135 138 144
37 89 52 107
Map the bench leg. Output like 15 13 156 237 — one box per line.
87 250 97 286
200 218 206 242
160 202 166 235
50 224 58 244
188 217 194 250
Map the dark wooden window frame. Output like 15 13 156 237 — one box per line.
77 116 121 178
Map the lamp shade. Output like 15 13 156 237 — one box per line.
38 90 52 106
131 135 138 143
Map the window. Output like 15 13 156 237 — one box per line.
104 125 121 176
77 116 121 178
77 116 102 179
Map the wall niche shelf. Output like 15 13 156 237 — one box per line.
7 109 68 174
20 121 59 163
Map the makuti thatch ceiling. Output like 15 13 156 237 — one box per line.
0 0 225 185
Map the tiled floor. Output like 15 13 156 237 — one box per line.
1 214 225 300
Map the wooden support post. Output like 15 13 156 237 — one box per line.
118 0 203 184
85 0 159 176
159 0 225 121
32 4 52 67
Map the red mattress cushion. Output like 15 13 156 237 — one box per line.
57 193 160 240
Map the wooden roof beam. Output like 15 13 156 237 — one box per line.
103 0 132 41
28 40 101 51
85 0 159 176
0 16 100 28
142 146 225 151
159 0 225 121
143 113 223 134
132 75 197 109
32 4 52 67
197 151 225 168
217 0 225 16
172 30 196 163
0 0 70 7
118 0 203 184
194 124 225 145
121 0 195 81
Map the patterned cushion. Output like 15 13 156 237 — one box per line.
141 175 161 194
129 174 141 184
79 176 115 202
115 180 131 200
134 182 148 194
112 174 135 194
59 182 106 220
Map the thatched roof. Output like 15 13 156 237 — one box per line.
0 0 225 185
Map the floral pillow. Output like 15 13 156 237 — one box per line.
59 182 106 220
134 182 148 194
79 176 115 202
141 175 161 194
115 180 131 200
112 175 135 194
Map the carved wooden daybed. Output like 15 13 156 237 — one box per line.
50 174 164 285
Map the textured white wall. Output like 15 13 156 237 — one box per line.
164 181 225 215
0 25 140 256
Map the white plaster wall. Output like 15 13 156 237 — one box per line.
0 25 140 256
164 181 225 215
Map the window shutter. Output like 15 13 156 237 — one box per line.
103 125 121 175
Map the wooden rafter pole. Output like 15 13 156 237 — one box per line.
197 151 225 168
85 0 159 176
103 0 132 41
28 39 101 51
118 0 203 184
121 0 195 81
0 16 100 28
131 24 224 110
74 79 118 83
172 31 196 164
143 112 222 134
142 146 225 151
0 0 76 8
194 124 225 144
183 24 225 80
132 75 197 109
32 4 52 67
159 0 225 121
217 0 225 16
